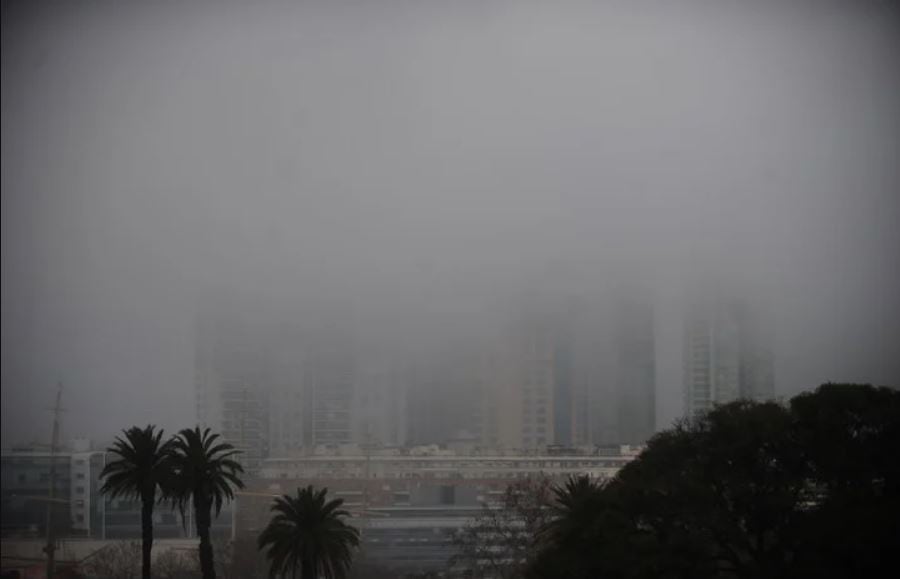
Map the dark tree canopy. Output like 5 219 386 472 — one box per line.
527 384 900 579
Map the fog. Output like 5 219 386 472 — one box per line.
2 0 898 446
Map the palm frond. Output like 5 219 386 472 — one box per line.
167 426 245 519
99 425 173 502
258 485 360 578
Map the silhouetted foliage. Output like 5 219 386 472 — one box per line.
257 485 360 579
789 383 900 577
83 541 142 579
100 425 174 579
153 549 199 579
526 384 900 579
168 427 244 579
450 476 554 578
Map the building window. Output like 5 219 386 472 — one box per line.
75 486 85 494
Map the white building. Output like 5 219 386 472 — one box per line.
683 295 774 417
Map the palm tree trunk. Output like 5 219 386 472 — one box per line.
141 493 154 579
195 497 216 579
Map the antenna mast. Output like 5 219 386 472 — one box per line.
44 383 63 578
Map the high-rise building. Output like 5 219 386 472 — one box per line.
551 317 576 447
266 324 309 456
479 310 580 449
351 351 408 447
304 330 356 447
683 296 774 417
194 312 271 473
476 291 656 449
268 323 359 451
406 339 483 447
196 308 394 463
612 295 656 444
570 292 656 446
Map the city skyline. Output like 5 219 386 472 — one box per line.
4 0 898 454
3 1 898 576
186 283 755 461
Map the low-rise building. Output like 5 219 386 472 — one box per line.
237 445 639 574
1 444 230 542
1 447 104 540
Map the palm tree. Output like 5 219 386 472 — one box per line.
168 427 244 579
540 475 607 545
526 475 612 579
100 425 174 579
258 485 361 579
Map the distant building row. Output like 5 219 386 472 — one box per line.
0 440 636 544
195 288 774 471
194 294 655 470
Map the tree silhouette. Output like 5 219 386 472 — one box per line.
451 476 553 578
83 540 142 579
153 549 199 579
169 427 244 579
100 425 174 579
789 383 900 577
526 384 900 579
540 475 605 545
257 485 360 579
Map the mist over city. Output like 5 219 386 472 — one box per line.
2 1 898 578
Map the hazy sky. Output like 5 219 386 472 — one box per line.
3 0 898 445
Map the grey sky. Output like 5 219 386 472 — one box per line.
2 0 898 445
